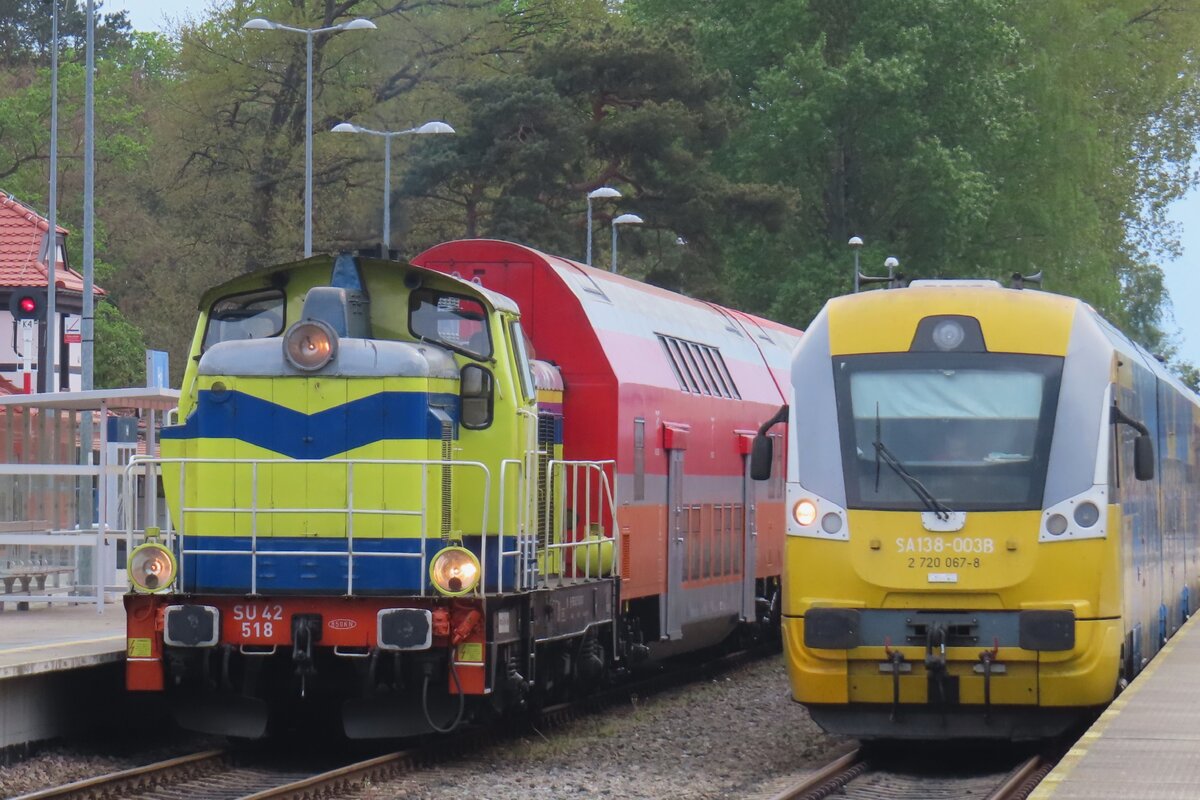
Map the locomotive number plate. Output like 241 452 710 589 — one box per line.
231 603 285 641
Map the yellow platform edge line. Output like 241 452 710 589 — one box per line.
0 633 125 655
1029 612 1200 798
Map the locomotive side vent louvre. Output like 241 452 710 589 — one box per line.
657 334 741 400
536 412 558 558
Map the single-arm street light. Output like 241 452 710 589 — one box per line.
586 187 620 266
244 16 377 258
332 120 454 253
611 213 643 274
849 235 863 293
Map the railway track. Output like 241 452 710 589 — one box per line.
768 747 1055 800
11 645 770 800
6 745 441 800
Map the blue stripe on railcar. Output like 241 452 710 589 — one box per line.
161 390 461 459
179 535 518 594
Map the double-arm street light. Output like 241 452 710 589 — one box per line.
611 213 643 274
244 16 377 258
586 187 620 266
332 120 455 253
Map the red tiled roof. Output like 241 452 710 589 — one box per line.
0 191 105 295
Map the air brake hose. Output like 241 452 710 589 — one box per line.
421 660 467 734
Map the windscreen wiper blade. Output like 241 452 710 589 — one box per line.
873 437 954 521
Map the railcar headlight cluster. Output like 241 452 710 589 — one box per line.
793 499 818 527
430 546 481 596
283 320 337 372
821 512 843 535
1074 502 1101 528
932 319 966 351
129 542 178 592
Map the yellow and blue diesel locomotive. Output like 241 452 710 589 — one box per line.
125 241 799 738
751 278 1200 739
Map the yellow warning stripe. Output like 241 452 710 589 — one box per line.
0 633 124 655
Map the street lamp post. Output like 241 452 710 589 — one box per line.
586 187 620 266
611 213 643 274
332 120 454 253
848 235 863 294
244 16 377 258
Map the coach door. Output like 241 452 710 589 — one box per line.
741 454 758 622
663 442 687 639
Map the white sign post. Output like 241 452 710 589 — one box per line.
19 318 35 394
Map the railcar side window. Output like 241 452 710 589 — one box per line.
511 321 535 403
201 289 286 352
408 289 492 359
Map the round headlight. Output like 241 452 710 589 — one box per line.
129 543 177 593
1074 502 1101 528
932 320 966 351
821 512 843 534
793 499 818 527
283 320 337 372
1046 513 1068 536
430 546 481 596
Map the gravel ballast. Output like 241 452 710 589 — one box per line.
0 655 845 800
357 653 846 800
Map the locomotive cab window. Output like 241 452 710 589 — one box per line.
834 352 1063 511
408 288 492 360
201 289 286 352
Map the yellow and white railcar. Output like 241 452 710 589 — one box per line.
753 279 1200 739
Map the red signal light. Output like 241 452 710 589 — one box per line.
19 297 36 314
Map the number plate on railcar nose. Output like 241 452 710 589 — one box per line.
896 536 995 571
230 603 285 642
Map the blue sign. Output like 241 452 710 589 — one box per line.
146 349 170 388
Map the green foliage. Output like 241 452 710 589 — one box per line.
3 0 1200 383
93 300 146 389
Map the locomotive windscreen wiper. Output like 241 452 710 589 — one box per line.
873 405 953 520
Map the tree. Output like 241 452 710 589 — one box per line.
401 23 787 295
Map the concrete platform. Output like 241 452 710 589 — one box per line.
0 603 130 753
1032 612 1200 799
0 603 124 680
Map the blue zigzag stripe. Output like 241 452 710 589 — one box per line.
161 389 460 459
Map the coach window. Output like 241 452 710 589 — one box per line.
510 320 535 403
201 289 286 352
408 288 493 360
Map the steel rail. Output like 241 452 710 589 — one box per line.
238 749 424 800
766 749 865 800
9 749 227 800
986 755 1053 800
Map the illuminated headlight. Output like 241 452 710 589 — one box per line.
1074 502 1101 528
129 543 177 593
932 320 966 351
283 320 337 372
429 546 480 596
793 499 818 527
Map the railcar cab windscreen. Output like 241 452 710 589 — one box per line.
201 288 286 351
408 287 492 360
834 351 1063 512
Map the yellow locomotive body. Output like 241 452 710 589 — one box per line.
765 280 1200 739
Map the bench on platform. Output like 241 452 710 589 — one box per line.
0 520 76 610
